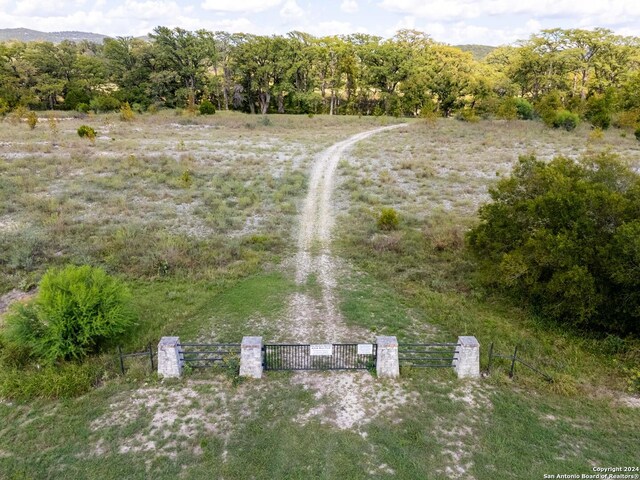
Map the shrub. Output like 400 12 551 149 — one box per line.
455 109 478 122
552 110 579 131
495 98 517 120
3 265 136 364
635 127 640 141
467 153 640 335
585 95 612 130
63 86 91 110
377 207 400 231
76 102 90 113
119 102 135 121
199 99 216 115
89 95 121 113
624 366 640 393
515 98 534 120
536 91 563 126
26 111 37 130
77 125 96 141
0 98 9 116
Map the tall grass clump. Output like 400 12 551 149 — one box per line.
119 102 135 121
26 111 38 130
378 207 400 231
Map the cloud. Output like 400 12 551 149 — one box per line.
340 0 358 14
421 21 539 45
303 20 368 37
108 1 186 21
280 0 303 19
378 0 640 23
201 0 282 13
11 0 86 16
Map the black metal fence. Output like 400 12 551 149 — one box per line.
180 343 241 369
263 343 377 371
487 343 553 382
398 342 459 368
117 344 155 375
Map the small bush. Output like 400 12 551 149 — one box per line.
26 111 38 130
260 115 272 126
76 102 90 113
635 127 640 141
536 91 563 126
179 169 192 188
455 109 478 122
119 102 135 121
90 95 121 113
3 265 136 364
199 99 216 115
377 207 400 231
495 98 517 120
585 95 612 130
552 110 579 131
77 125 96 141
624 366 640 393
515 98 534 120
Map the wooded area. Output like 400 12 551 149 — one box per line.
1 27 639 128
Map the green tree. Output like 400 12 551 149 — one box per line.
468 153 640 335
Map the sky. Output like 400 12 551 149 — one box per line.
1 0 640 46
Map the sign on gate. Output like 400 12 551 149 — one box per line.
357 344 373 355
310 344 333 356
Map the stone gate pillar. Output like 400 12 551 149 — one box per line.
158 336 182 378
376 336 399 378
453 336 480 378
239 336 263 379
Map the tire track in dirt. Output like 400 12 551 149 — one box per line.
287 124 407 342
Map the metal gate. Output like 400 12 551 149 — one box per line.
263 343 377 371
180 343 241 368
398 342 459 368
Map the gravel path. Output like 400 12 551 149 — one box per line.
288 124 407 342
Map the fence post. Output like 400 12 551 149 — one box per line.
509 345 518 378
239 336 263 379
158 336 182 378
148 343 154 371
117 345 125 375
453 336 480 379
376 336 399 378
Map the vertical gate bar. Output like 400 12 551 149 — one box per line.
510 345 518 378
117 345 125 375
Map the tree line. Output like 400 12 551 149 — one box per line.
1 27 639 128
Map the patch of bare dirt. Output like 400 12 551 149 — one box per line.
0 289 36 316
618 394 640 408
291 371 418 432
435 382 494 480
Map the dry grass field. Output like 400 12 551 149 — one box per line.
0 112 639 479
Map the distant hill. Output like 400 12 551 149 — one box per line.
455 44 497 60
0 28 109 43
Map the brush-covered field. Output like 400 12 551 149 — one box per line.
0 111 639 479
